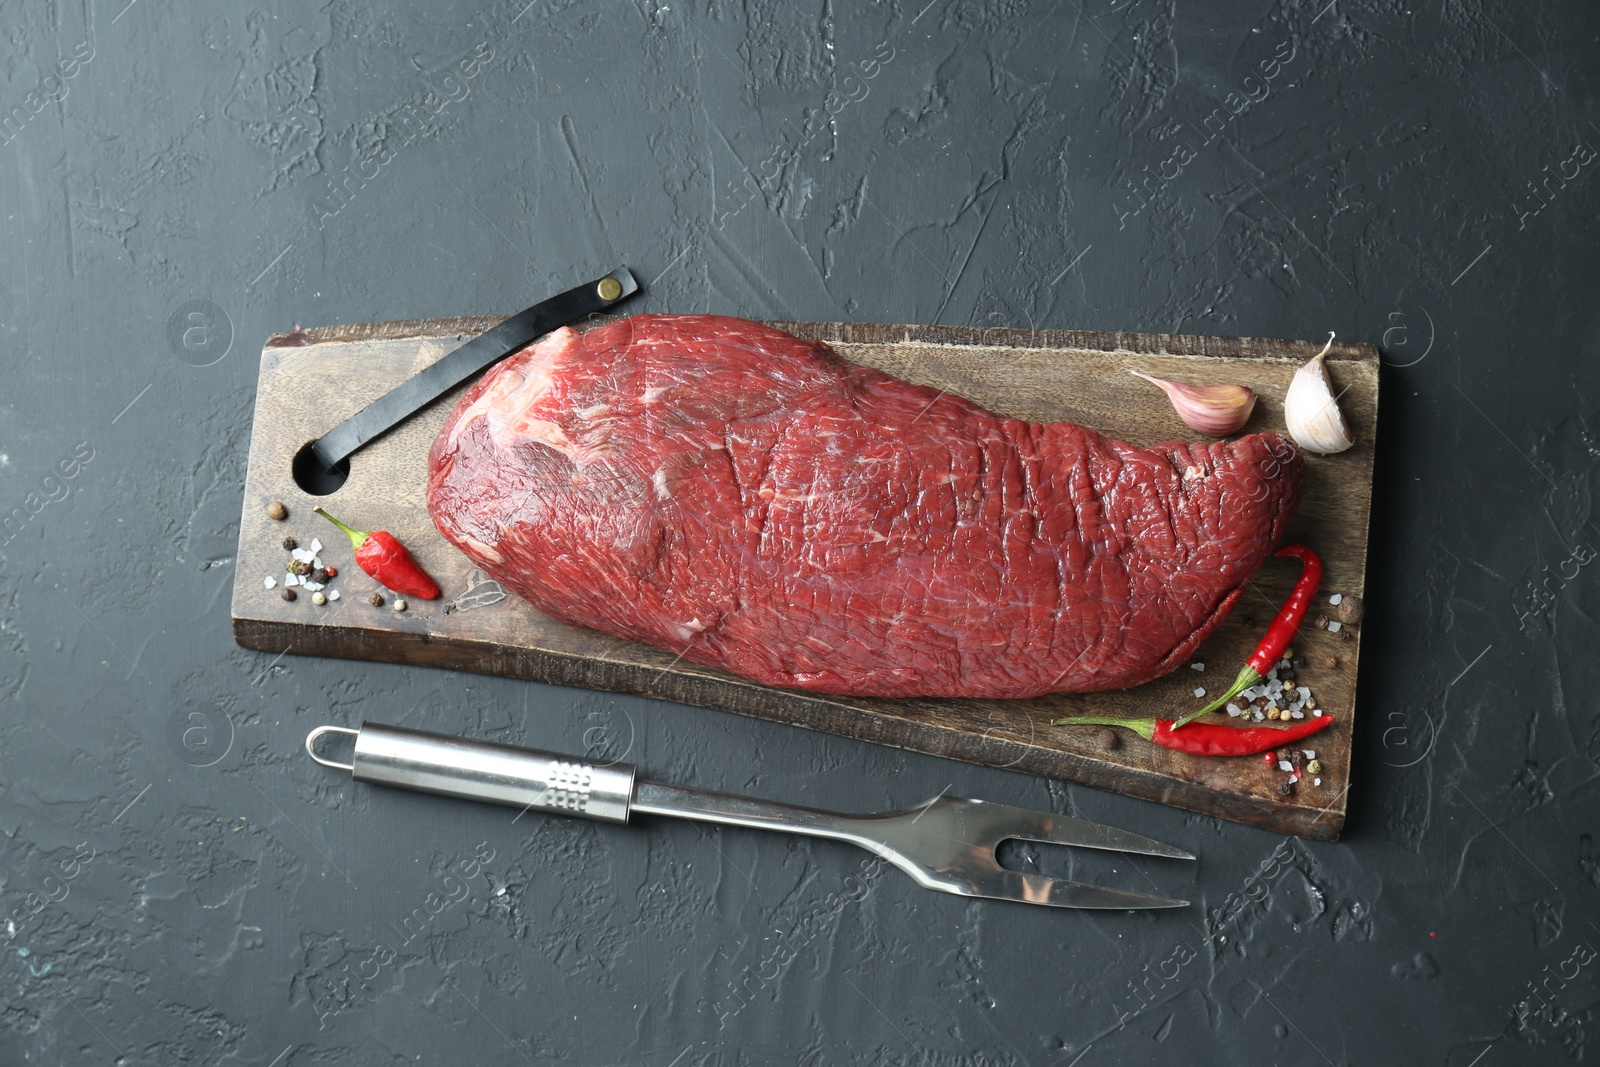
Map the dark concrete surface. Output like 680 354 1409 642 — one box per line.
2 0 1597 1063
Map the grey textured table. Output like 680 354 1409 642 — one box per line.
2 2 1596 1064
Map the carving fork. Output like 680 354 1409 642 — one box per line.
306 722 1193 910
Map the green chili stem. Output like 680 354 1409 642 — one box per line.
314 507 369 551
1049 715 1157 741
1171 663 1261 729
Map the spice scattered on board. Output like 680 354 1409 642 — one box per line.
266 530 344 607
267 500 288 521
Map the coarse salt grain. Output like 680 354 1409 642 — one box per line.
1278 760 1293 772
1191 662 1205 671
302 580 324 592
1302 750 1315 759
328 590 340 601
1314 777 1322 786
292 548 314 563
284 573 298 587
1291 710 1305 719
1227 704 1242 717
1194 687 1206 698
1328 621 1343 633
310 538 322 554
1330 593 1343 605
264 576 276 589
1252 709 1265 721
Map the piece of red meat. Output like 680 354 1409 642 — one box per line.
427 315 1304 698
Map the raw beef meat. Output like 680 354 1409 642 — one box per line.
427 315 1304 698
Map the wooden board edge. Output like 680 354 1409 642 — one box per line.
233 616 1344 840
266 316 1379 368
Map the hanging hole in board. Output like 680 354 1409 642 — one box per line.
292 441 350 496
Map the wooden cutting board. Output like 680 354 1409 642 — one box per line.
232 316 1378 839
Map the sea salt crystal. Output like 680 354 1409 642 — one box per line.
1194 687 1206 698
1190 662 1205 672
1252 709 1265 722
264 576 277 589
310 538 323 554
1291 710 1305 719
1314 777 1322 786
292 548 314 564
1226 703 1243 717
284 573 299 587
328 590 340 601
302 580 324 592
1297 686 1311 702
1278 760 1293 772
1302 750 1315 759
1328 621 1343 633
1329 593 1343 605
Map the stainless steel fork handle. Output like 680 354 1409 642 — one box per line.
306 722 636 823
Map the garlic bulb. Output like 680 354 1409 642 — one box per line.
1284 334 1354 454
1130 371 1257 436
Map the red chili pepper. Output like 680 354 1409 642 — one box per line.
1052 713 1333 757
315 508 441 600
1170 545 1323 730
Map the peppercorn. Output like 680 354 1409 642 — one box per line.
1096 728 1119 751
1335 595 1363 626
1277 780 1295 796
1306 758 1322 774
267 501 288 521
311 591 327 606
310 567 330 584
368 592 384 607
282 536 299 551
281 588 297 602
291 560 312 575
393 599 407 612
324 566 337 578
1313 614 1329 629
1292 654 1307 669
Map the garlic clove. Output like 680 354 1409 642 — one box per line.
1130 370 1258 437
1284 333 1354 454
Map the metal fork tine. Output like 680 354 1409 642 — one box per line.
978 871 1190 910
964 800 1195 861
